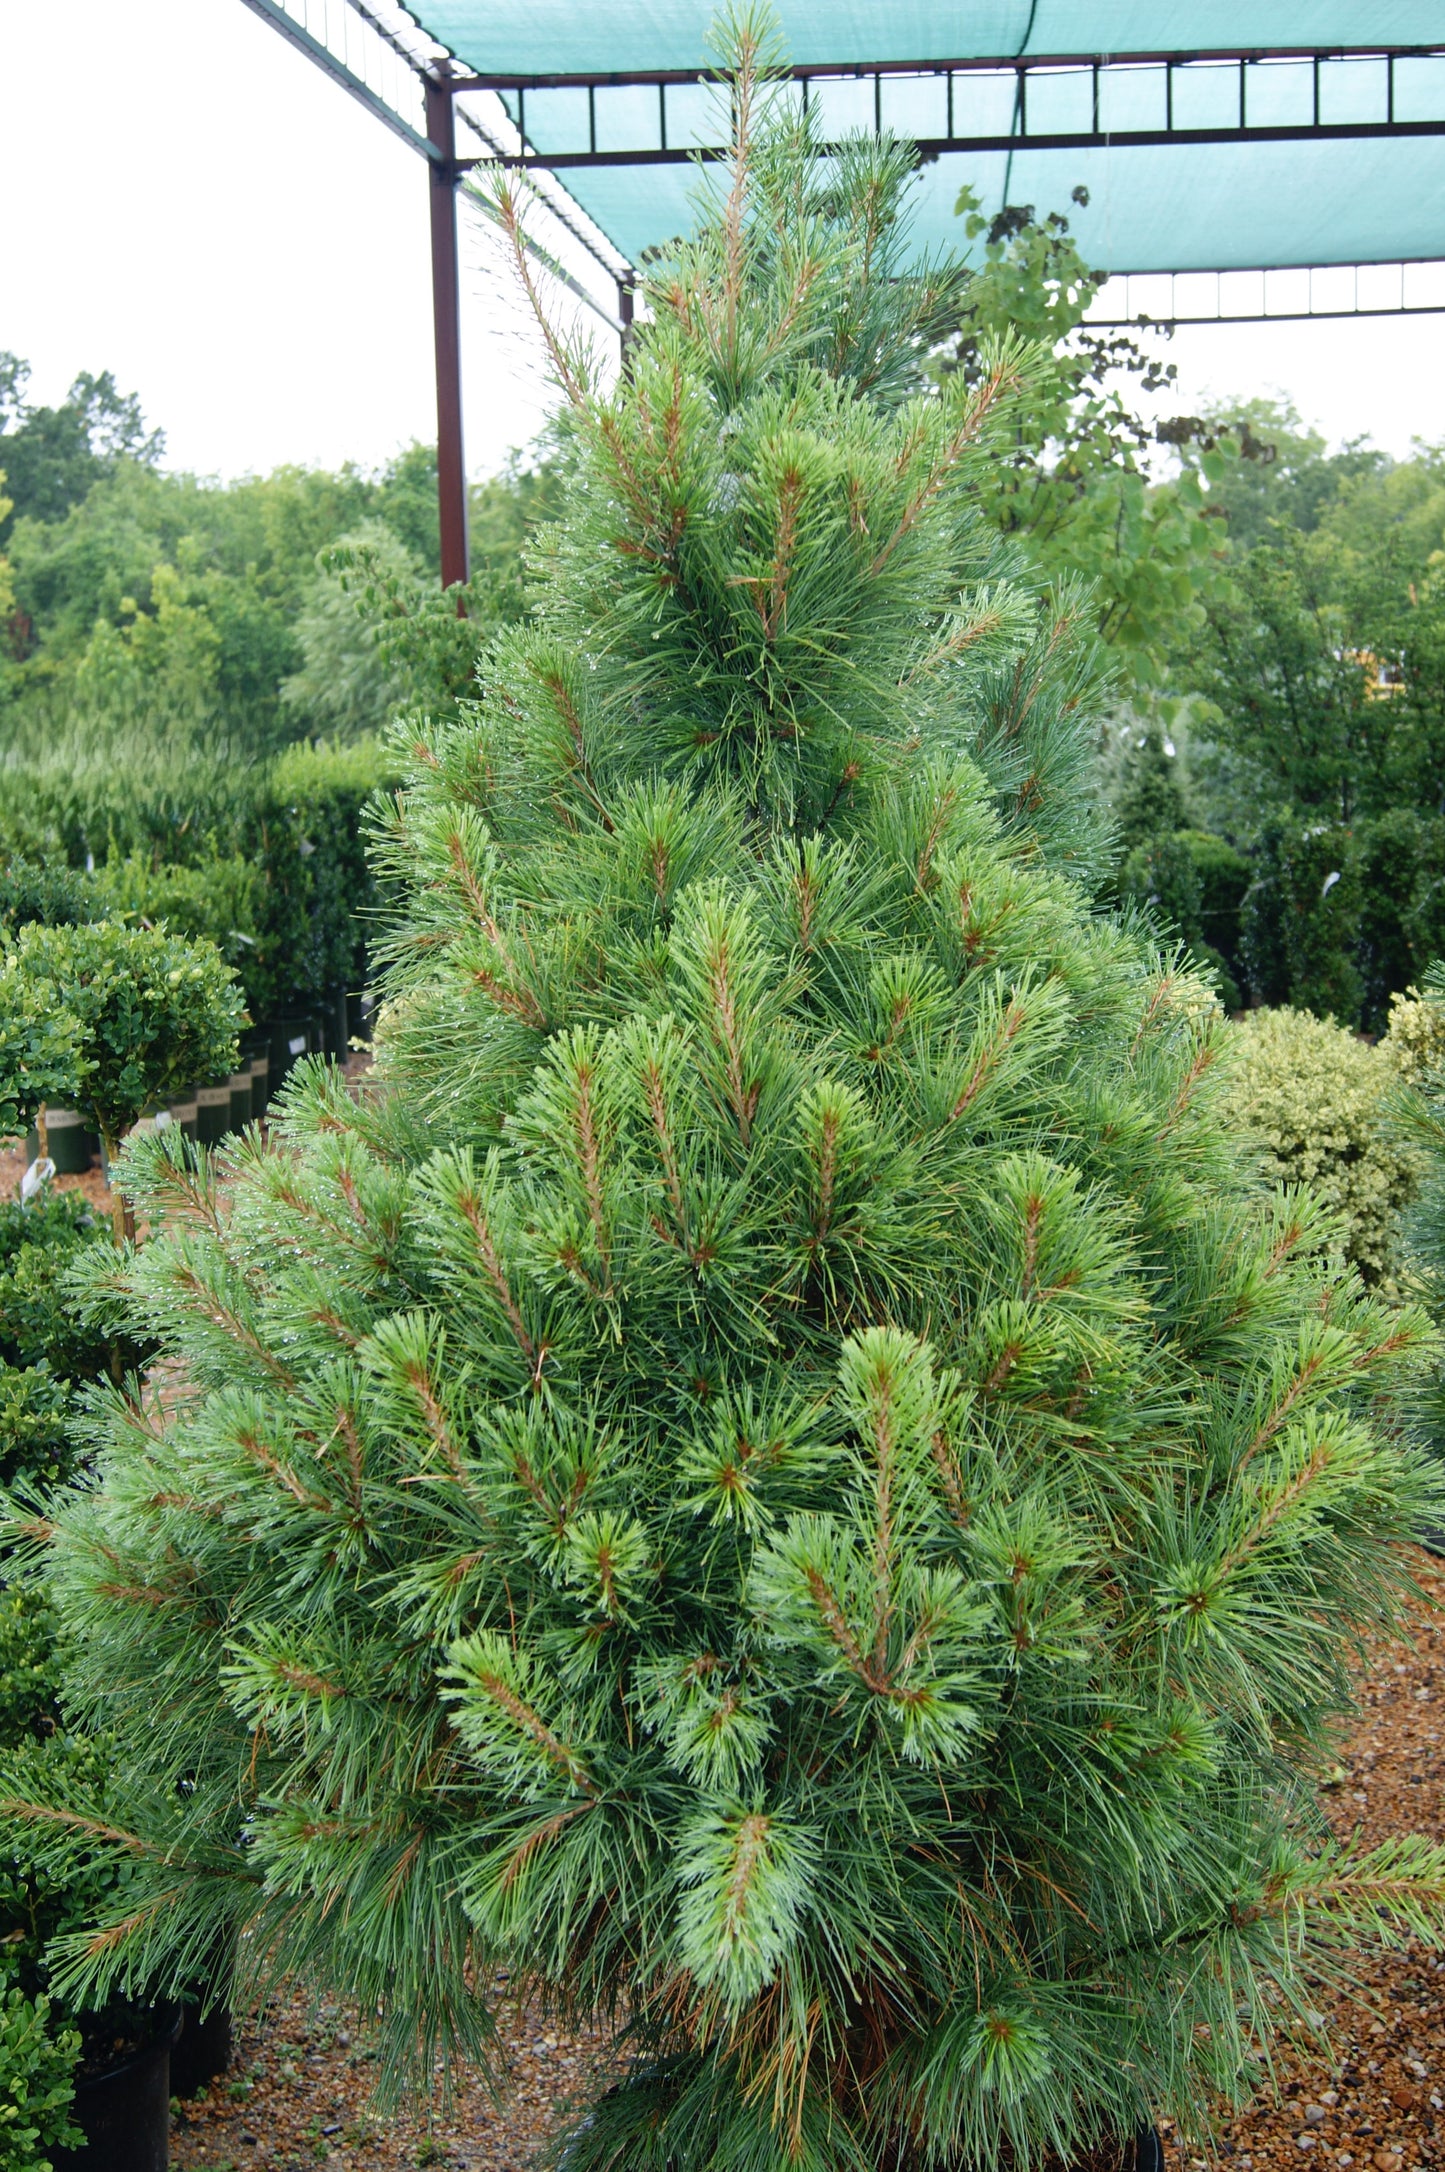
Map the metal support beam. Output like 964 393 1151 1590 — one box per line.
458 44 1445 168
1087 258 1445 326
426 71 469 590
449 44 1445 93
459 116 1445 170
238 0 435 157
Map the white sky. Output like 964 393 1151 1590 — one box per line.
1 0 1442 484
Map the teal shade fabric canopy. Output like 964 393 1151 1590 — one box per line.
527 136 1445 278
393 3 1445 278
415 5 1444 80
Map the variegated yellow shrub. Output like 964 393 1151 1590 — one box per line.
1227 1005 1425 1285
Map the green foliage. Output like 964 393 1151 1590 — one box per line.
1239 819 1362 1021
1354 809 1445 1038
12 43 1445 2172
0 1596 62 1751
1181 828 1252 976
0 1986 80 2172
1178 437 1445 826
0 737 400 1023
1224 1007 1423 1286
90 852 261 979
7 921 243 1157
0 472 12 632
279 521 415 741
0 1195 136 1387
0 962 80 1149
0 865 90 938
0 1375 74 1511
1389 971 1445 1452
0 397 545 765
1113 725 1189 851
1181 397 1386 554
1118 830 1200 937
1383 980 1445 1087
1115 830 1243 1012
1185 531 1393 822
945 194 1233 692
0 352 162 543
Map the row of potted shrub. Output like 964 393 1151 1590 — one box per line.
28 995 370 1174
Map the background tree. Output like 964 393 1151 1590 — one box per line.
0 354 163 542
11 32 1445 2172
0 411 552 762
943 192 1235 694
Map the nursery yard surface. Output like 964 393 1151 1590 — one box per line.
162 1558 1445 2172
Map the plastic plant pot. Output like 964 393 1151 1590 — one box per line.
52 2006 181 2172
269 1018 311 1093
195 1082 232 1147
27 1110 96 1175
248 1053 270 1119
228 1069 254 1131
168 1097 199 1142
170 2000 234 2099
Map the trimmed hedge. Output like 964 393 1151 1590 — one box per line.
0 737 401 1023
1224 1006 1424 1286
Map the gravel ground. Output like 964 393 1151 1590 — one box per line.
170 1991 613 2172
0 1138 114 1215
1202 1549 1445 2172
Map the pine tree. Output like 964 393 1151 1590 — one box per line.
1113 726 1188 853
8 23 1445 2171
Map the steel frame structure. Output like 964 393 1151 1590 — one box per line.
466 46 1445 169
239 1 1445 585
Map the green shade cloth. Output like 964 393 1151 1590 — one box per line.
403 5 1445 274
559 137 1445 275
415 5 1444 77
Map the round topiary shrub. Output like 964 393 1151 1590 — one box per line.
10 39 1445 2172
1225 1005 1425 1286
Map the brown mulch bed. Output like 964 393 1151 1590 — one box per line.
1201 1550 1445 2172
0 1138 114 1218
169 1992 612 2172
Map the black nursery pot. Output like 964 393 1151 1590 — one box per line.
269 1017 312 1093
169 1998 234 2099
1068 2131 1165 2172
53 2005 181 2172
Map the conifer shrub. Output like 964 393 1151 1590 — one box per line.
10 35 1445 2172
1224 1007 1424 1287
1179 828 1251 988
1239 817 1362 1022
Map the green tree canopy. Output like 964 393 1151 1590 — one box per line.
943 193 1234 693
0 354 163 543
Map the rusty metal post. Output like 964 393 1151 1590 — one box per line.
426 68 469 590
